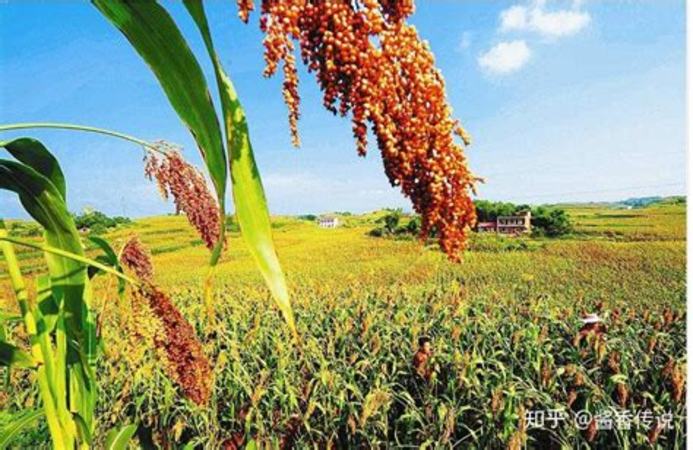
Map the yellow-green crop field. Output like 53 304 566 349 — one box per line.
1 202 686 448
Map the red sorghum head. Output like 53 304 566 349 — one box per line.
144 143 222 250
120 235 154 283
139 285 212 405
237 0 477 260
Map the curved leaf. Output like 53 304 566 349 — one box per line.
105 423 137 450
91 0 227 218
0 158 85 308
1 137 66 200
0 409 43 448
184 0 297 339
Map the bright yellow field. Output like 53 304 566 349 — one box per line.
1 203 686 448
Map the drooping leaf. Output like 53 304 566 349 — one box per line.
0 158 91 348
87 236 126 293
1 137 66 200
184 0 297 339
0 341 36 369
0 409 44 448
105 423 138 450
91 0 227 221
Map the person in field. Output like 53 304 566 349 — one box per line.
412 336 434 381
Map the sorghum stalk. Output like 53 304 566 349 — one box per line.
0 225 74 449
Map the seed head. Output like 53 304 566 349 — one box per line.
238 0 477 260
615 382 629 407
144 145 222 250
138 285 212 405
584 418 598 443
119 236 154 282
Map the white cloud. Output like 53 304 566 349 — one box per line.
478 40 531 75
500 6 529 31
500 2 591 38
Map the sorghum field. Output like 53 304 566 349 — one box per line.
1 202 686 449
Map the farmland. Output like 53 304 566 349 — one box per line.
1 202 686 448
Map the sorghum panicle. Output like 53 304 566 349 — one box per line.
139 285 213 406
120 236 154 283
238 0 477 260
144 143 222 250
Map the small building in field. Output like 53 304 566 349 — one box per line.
497 210 531 235
475 211 531 235
477 222 497 233
317 215 340 228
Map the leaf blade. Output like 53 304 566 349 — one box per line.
0 409 44 448
105 423 138 450
1 137 66 200
91 0 227 216
184 0 297 339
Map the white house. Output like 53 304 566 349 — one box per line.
318 215 340 228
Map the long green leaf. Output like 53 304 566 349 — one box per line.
0 341 36 369
91 0 228 248
0 150 97 437
1 137 66 200
0 236 135 285
184 0 297 339
104 423 137 450
36 274 59 334
0 409 44 448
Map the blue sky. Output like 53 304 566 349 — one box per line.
0 0 686 218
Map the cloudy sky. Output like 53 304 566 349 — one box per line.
0 0 686 218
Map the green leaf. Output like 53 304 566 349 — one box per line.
87 236 126 294
91 0 227 220
87 236 119 265
184 0 297 339
105 423 137 450
0 157 85 293
72 412 92 445
1 137 66 200
0 235 135 285
0 409 44 448
36 274 59 334
0 148 98 434
0 341 35 368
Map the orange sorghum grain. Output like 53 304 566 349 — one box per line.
238 0 477 260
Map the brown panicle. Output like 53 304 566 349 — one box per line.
120 236 154 283
138 285 213 406
144 144 222 251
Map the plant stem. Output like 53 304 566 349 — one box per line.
0 122 167 155
0 227 72 449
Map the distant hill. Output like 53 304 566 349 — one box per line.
619 195 686 208
552 195 685 210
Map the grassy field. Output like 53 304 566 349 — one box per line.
1 202 686 448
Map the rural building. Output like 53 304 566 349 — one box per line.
477 222 497 233
476 211 531 235
317 215 340 228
